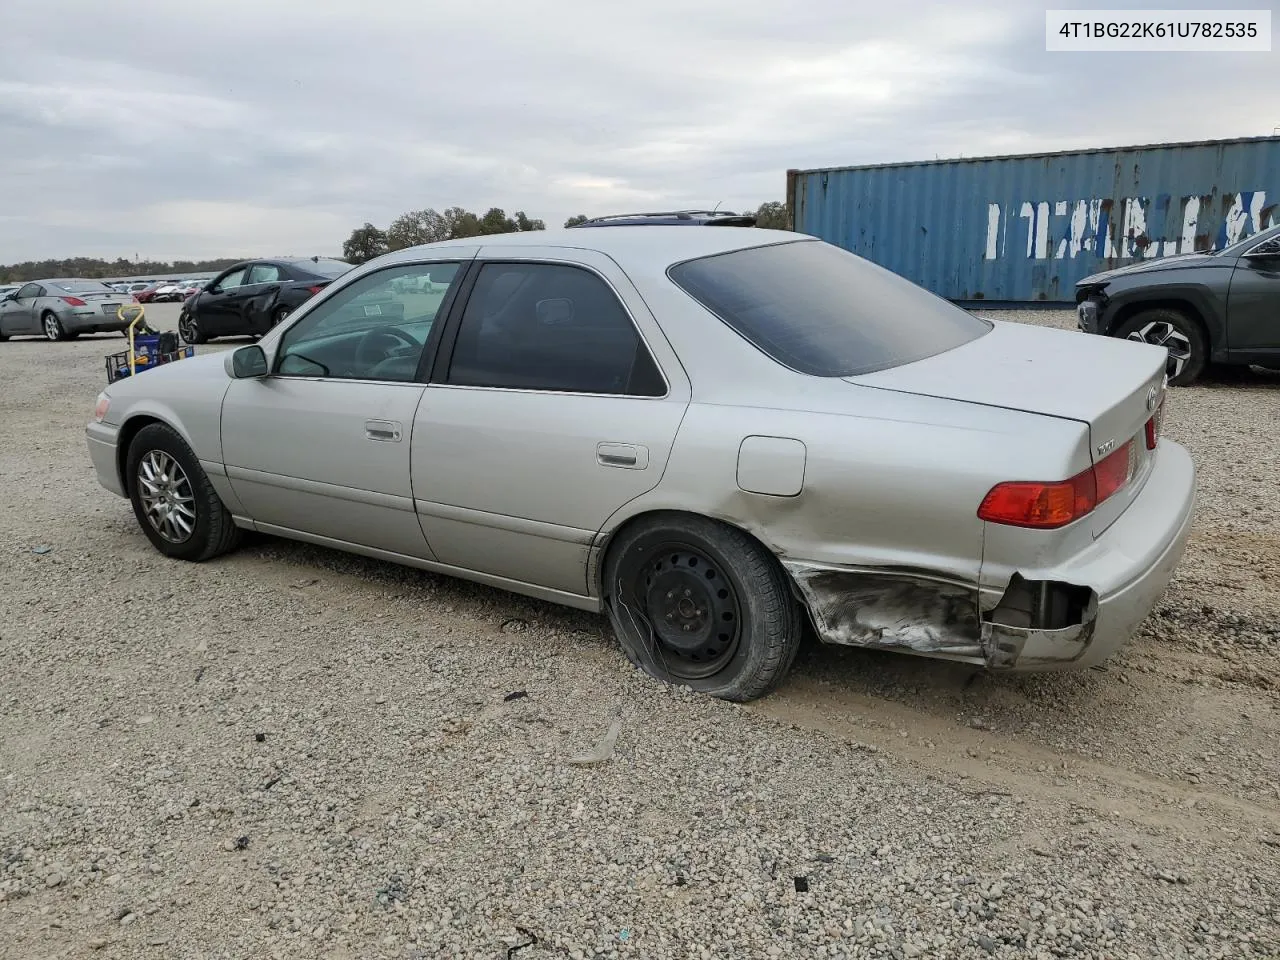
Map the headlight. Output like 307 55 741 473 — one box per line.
93 392 111 423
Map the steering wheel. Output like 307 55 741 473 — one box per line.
353 325 418 371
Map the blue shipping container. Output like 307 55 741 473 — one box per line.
787 135 1280 304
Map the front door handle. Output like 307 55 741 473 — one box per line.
365 419 402 442
596 442 648 469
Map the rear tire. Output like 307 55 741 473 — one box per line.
603 514 802 702
1113 308 1206 386
270 305 291 328
125 423 241 562
42 312 67 342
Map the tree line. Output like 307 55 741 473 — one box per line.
0 256 246 284
342 201 790 264
0 202 792 280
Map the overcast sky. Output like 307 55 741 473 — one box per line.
0 0 1274 263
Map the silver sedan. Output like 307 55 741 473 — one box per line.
85 227 1196 701
1 278 134 341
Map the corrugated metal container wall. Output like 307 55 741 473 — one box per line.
788 136 1280 304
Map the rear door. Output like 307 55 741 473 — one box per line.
411 246 690 598
241 262 286 334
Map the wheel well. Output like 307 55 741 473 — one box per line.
1108 298 1209 343
114 415 166 490
593 509 795 601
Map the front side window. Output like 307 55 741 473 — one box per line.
668 239 991 377
447 262 665 396
275 262 461 382
216 269 247 291
16 284 43 299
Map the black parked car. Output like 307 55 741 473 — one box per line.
1075 222 1280 385
178 257 351 344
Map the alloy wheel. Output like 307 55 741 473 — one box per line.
43 315 60 340
137 450 196 544
630 543 742 680
1126 321 1192 379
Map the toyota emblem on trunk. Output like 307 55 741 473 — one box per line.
1146 385 1158 411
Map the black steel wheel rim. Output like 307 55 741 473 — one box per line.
628 541 742 680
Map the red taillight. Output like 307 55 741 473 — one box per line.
61 296 87 306
1145 394 1165 450
979 441 1133 529
306 285 324 295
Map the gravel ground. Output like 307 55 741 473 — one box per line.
1 306 1278 959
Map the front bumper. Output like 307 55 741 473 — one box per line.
86 420 125 497
1076 297 1101 333
785 440 1196 671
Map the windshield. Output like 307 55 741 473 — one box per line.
668 239 991 377
1215 222 1280 257
54 280 115 294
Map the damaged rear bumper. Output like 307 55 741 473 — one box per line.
785 440 1197 671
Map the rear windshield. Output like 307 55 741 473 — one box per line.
668 239 991 377
54 280 114 294
295 259 351 279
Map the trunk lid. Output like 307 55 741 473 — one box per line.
847 319 1168 537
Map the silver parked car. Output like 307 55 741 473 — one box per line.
1 278 134 341
85 228 1196 701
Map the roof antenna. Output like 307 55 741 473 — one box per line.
711 201 723 213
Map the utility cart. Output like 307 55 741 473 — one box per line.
104 304 194 384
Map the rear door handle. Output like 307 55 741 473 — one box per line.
596 442 648 469
365 419 402 442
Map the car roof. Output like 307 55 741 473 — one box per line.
378 225 805 269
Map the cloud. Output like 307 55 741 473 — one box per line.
0 0 1274 262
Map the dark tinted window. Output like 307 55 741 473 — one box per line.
668 240 991 377
448 262 665 396
17 284 43 299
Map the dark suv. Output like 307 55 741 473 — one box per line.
1075 222 1280 385
569 210 758 228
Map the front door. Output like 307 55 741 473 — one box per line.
0 283 44 335
1227 234 1280 366
193 266 248 337
220 256 471 559
412 250 690 599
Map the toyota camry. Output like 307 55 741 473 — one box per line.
85 227 1196 701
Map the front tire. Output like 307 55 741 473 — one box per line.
125 423 241 561
42 312 67 342
178 311 207 345
1113 308 1206 386
603 514 802 702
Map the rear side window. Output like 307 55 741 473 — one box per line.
447 262 665 396
668 240 991 377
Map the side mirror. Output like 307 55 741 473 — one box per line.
229 345 269 378
0 293 15 303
